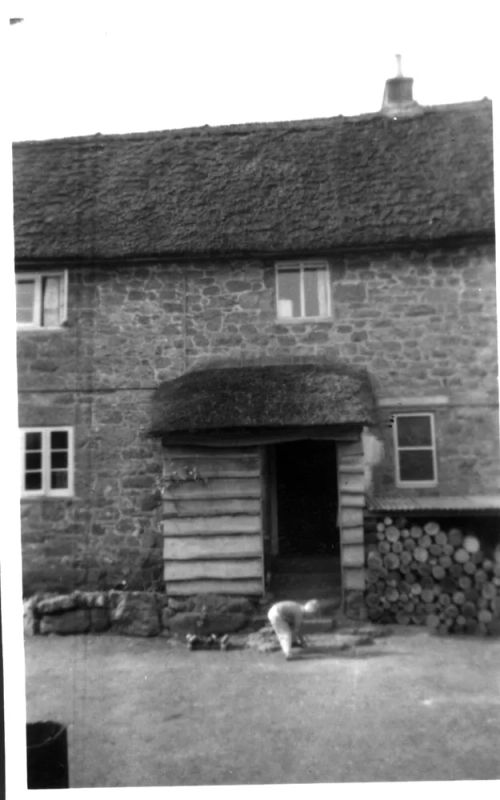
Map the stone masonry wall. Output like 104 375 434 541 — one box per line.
17 243 499 594
18 390 165 595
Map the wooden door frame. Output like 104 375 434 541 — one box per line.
266 445 279 557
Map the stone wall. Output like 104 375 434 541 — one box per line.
18 390 165 595
374 404 500 496
17 245 498 395
24 591 257 639
17 243 499 594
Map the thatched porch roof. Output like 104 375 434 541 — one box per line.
150 363 376 439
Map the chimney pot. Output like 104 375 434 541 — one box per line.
381 54 421 117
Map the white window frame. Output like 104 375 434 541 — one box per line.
393 412 438 488
16 271 68 329
20 427 74 498
275 260 331 320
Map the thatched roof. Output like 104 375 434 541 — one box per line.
13 99 494 261
150 363 376 437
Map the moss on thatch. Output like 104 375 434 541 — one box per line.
13 100 494 260
150 363 376 436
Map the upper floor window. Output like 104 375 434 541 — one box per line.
20 427 74 497
16 272 67 328
276 261 331 320
393 413 437 487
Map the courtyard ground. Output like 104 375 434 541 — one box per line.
24 625 500 788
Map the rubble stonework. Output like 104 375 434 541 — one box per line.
25 592 257 638
23 586 500 639
40 609 91 635
17 245 499 595
110 591 161 637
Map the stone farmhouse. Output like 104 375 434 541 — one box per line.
13 71 498 620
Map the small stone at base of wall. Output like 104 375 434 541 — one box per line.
165 594 257 617
199 612 249 635
167 597 189 612
40 609 91 635
89 608 111 632
192 594 255 614
74 591 108 609
344 590 368 622
161 607 175 623
110 591 161 637
163 608 251 637
36 591 109 615
165 612 203 636
24 598 39 635
37 594 79 614
224 598 255 615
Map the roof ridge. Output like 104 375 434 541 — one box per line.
12 97 492 148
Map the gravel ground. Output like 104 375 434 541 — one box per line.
24 626 500 788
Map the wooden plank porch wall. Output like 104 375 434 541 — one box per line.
337 440 366 596
161 447 264 595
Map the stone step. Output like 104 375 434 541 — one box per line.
271 569 339 580
270 573 340 594
271 556 340 574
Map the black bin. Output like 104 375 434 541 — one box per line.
26 721 69 789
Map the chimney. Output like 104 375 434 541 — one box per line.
381 55 422 117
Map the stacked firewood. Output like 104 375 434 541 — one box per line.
365 517 500 634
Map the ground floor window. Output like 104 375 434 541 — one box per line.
20 427 74 497
393 413 437 487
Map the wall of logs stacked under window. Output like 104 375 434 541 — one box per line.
364 516 500 634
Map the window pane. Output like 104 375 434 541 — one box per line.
399 450 434 482
25 432 42 450
397 416 432 447
25 452 42 470
316 268 330 317
25 472 42 490
42 276 62 326
51 451 68 469
16 280 35 323
277 270 301 318
51 471 68 489
51 431 68 449
304 267 329 317
304 269 320 317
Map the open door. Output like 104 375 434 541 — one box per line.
268 440 341 597
274 440 339 555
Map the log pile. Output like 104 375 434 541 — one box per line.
365 517 500 634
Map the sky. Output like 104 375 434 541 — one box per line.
5 0 499 141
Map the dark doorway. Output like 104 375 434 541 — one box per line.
274 440 339 557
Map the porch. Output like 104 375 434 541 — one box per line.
150 361 376 616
